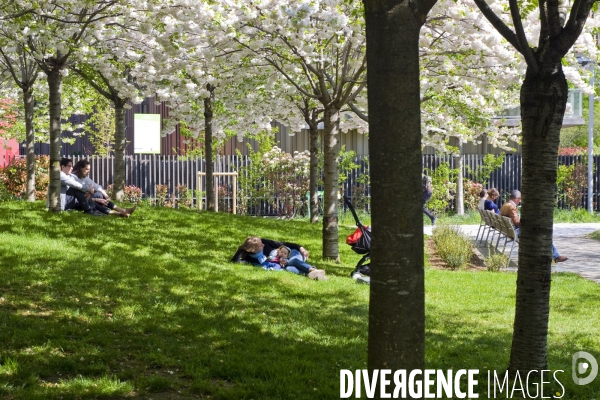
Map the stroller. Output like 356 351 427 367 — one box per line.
343 196 371 284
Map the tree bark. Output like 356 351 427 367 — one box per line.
47 67 63 211
322 106 340 261
22 84 36 202
113 101 126 201
508 68 568 374
204 85 215 212
364 1 426 377
455 143 464 215
309 125 320 223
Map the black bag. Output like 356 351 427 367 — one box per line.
351 226 371 255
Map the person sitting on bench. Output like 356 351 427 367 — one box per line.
500 190 568 263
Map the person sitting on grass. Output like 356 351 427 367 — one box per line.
50 157 104 216
232 236 325 279
72 159 136 218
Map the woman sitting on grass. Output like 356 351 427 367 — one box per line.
231 236 327 280
72 159 136 218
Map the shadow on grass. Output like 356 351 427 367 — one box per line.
0 202 597 399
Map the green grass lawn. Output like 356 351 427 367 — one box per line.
0 202 599 399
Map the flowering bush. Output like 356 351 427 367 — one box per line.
107 184 143 203
463 180 484 211
0 156 49 200
261 147 310 217
558 147 587 156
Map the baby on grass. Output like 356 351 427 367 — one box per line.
269 245 328 280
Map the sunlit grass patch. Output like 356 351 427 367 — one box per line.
0 201 598 399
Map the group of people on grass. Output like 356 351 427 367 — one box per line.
478 188 568 263
231 236 328 280
53 157 136 217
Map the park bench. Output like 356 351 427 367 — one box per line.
476 209 519 268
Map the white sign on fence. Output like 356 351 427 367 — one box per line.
134 114 161 154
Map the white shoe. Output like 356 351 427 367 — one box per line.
308 269 327 280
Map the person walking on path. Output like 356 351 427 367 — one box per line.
422 174 436 226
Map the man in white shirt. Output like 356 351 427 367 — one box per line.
55 158 104 215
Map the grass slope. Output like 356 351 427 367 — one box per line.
0 202 598 399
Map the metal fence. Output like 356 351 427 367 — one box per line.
5 154 600 213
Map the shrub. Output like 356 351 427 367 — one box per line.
558 146 587 156
216 184 232 212
175 184 193 208
107 184 143 203
432 224 473 270
484 250 508 272
0 156 49 200
463 180 484 211
556 160 588 209
124 186 143 203
424 162 458 214
153 184 172 207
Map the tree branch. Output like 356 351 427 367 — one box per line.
347 101 368 122
559 0 595 55
545 0 562 37
509 0 539 74
472 0 522 52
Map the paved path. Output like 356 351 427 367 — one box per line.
424 223 600 283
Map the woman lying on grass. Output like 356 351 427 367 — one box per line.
231 236 328 280
73 159 136 218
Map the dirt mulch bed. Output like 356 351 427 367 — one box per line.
425 238 486 271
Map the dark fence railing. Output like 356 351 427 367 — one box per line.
4 154 600 213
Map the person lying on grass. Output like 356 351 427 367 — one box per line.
231 236 327 280
272 245 327 280
72 159 136 218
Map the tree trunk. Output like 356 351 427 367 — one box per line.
309 125 320 223
322 106 340 261
364 2 425 376
508 67 568 374
23 84 36 202
47 68 63 212
455 143 464 215
204 86 215 212
113 101 126 201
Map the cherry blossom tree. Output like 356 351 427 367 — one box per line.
151 2 284 211
72 8 157 201
0 43 39 201
216 0 368 260
471 0 599 374
0 0 125 210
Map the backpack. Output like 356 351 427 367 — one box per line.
422 174 432 192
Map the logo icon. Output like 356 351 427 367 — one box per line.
572 351 598 385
